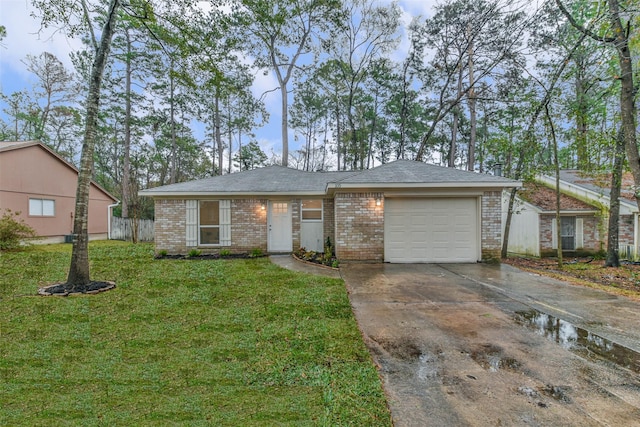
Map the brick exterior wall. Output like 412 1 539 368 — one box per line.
154 199 187 254
230 199 267 252
481 191 503 261
291 199 301 250
619 214 634 246
334 192 384 261
323 198 335 248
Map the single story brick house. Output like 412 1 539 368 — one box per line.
139 160 520 263
504 171 640 258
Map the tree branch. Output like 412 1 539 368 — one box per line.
554 0 615 43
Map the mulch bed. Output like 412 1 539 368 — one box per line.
155 253 260 260
39 281 116 296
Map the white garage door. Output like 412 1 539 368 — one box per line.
384 198 479 263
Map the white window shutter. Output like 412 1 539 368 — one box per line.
576 218 583 249
551 220 557 250
220 200 231 246
186 200 198 247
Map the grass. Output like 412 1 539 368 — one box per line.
0 241 391 426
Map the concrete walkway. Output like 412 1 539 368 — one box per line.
269 254 341 279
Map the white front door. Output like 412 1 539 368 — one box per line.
268 201 292 252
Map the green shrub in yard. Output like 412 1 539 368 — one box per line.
0 209 38 251
188 248 202 257
250 247 263 257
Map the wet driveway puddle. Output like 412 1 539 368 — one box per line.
515 309 640 373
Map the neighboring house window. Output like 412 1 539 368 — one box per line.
552 216 584 250
185 199 231 247
29 198 55 216
301 199 322 221
560 217 576 250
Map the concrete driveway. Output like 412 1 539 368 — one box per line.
341 263 640 426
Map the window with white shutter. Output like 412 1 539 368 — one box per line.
185 200 198 247
189 200 232 247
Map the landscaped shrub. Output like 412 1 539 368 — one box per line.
0 209 38 251
294 246 338 268
249 248 263 258
188 249 202 257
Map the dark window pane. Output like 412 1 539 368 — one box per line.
302 210 322 220
200 228 220 245
302 199 322 210
200 201 220 225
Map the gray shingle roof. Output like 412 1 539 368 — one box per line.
140 166 359 194
139 160 518 196
336 160 515 184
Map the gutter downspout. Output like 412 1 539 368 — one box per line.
108 201 120 240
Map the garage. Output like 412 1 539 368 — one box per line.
384 198 480 263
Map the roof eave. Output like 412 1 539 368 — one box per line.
538 210 600 215
138 190 328 198
327 181 521 191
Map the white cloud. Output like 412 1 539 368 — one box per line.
0 0 83 86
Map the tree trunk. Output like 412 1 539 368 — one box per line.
575 69 589 170
449 65 463 168
215 91 222 175
122 28 132 219
501 187 517 258
546 104 563 268
606 128 625 267
66 0 120 290
467 30 477 171
335 103 341 171
227 102 232 174
170 59 177 184
280 83 289 167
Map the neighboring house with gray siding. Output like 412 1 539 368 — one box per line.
0 141 118 242
140 160 519 263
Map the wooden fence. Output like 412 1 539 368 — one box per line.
110 217 155 242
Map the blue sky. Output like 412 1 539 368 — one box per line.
0 0 436 160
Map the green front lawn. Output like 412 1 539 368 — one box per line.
0 241 391 426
